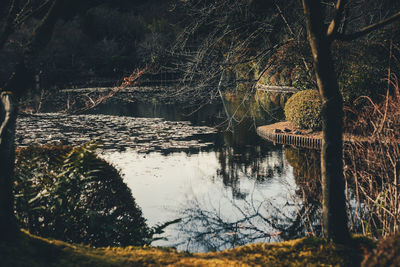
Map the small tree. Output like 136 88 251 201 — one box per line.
301 0 400 243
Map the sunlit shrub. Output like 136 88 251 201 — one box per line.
284 89 322 130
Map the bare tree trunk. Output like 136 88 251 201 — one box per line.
0 0 65 238
302 0 350 243
316 40 350 244
0 92 17 240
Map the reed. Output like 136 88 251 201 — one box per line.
344 74 400 237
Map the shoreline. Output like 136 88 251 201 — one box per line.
257 121 374 150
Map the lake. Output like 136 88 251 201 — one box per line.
16 96 320 252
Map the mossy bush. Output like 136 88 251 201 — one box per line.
284 89 322 130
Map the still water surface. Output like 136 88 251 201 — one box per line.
17 99 315 252
95 101 306 252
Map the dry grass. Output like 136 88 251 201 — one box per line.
344 75 400 238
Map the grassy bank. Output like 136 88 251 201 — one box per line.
0 230 374 267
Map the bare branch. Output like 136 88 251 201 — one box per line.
326 0 347 39
0 0 18 50
15 0 52 27
274 1 295 36
336 10 400 41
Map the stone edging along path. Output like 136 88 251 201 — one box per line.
257 121 372 150
257 122 322 150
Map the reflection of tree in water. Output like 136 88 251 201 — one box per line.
214 93 287 199
175 192 294 252
215 119 285 199
172 146 326 252
284 147 322 239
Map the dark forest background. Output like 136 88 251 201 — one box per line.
0 0 179 89
1 0 399 99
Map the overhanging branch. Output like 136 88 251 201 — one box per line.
0 0 18 50
16 0 53 27
336 10 400 41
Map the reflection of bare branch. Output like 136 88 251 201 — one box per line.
174 179 320 251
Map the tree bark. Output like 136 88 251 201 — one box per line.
302 0 350 243
0 92 17 240
0 0 65 238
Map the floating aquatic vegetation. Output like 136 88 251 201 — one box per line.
16 113 218 153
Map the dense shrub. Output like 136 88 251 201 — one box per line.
256 41 314 90
14 143 152 247
258 40 393 106
284 89 322 130
336 42 388 105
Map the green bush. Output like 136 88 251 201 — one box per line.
284 89 322 130
14 143 152 247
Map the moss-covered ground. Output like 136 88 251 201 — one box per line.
0 230 375 267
